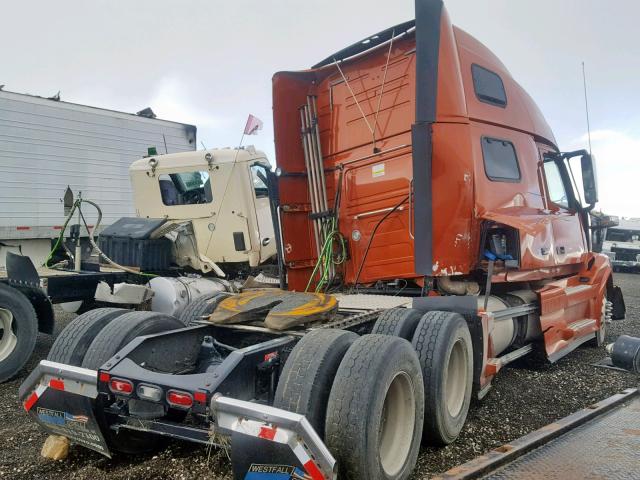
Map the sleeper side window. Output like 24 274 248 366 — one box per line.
472 64 507 107
481 137 521 182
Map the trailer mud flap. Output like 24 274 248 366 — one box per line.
212 395 336 480
232 434 309 480
19 360 111 457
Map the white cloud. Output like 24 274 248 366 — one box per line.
569 130 640 217
148 76 229 131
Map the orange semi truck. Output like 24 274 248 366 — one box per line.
19 1 625 479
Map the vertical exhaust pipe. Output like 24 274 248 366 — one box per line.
411 0 443 275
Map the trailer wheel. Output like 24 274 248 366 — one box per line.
0 284 38 383
48 308 128 366
82 311 183 454
274 329 358 438
325 335 424 480
371 308 422 340
178 292 230 326
411 311 473 446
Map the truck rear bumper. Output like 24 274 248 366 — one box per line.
19 360 337 480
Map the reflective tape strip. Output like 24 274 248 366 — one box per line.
258 426 277 440
23 384 47 412
292 443 324 480
49 378 65 391
233 418 290 444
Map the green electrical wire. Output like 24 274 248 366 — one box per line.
305 216 346 293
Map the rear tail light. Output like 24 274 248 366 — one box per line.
167 390 193 409
194 391 207 404
99 372 110 383
137 384 163 402
109 378 134 395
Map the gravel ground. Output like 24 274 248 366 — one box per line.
1 274 638 480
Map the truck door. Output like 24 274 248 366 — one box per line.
540 151 586 265
249 163 276 263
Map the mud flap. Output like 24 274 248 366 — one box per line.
29 388 111 457
609 284 626 320
212 395 336 480
19 360 111 457
231 433 308 480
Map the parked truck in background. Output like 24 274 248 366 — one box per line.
602 217 640 272
0 90 196 268
19 1 627 479
0 144 278 382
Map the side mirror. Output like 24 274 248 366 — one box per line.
581 153 598 206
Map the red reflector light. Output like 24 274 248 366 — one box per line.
167 390 193 409
109 378 133 395
194 391 207 404
264 351 278 362
99 372 110 383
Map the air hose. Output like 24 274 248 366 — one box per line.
44 198 156 277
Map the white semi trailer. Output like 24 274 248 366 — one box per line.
0 89 196 268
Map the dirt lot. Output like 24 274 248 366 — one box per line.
1 274 639 480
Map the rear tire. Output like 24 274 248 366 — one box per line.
325 334 424 480
411 311 473 446
274 329 358 438
0 283 38 383
48 308 128 366
82 311 183 370
82 311 184 455
372 308 422 340
178 292 230 326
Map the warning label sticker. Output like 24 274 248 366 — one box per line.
372 163 385 177
244 464 308 479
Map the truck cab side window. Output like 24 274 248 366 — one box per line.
250 164 269 198
481 137 521 182
543 161 569 209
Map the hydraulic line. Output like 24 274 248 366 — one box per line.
305 169 345 293
44 198 155 277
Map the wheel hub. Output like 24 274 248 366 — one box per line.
379 371 416 476
0 308 17 362
445 338 469 417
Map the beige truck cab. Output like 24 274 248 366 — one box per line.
129 146 276 276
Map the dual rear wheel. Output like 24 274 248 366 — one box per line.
276 308 473 479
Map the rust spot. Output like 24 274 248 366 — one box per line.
623 429 640 436
494 444 514 453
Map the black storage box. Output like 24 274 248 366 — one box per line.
98 217 172 271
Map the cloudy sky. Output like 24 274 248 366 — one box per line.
2 0 639 217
